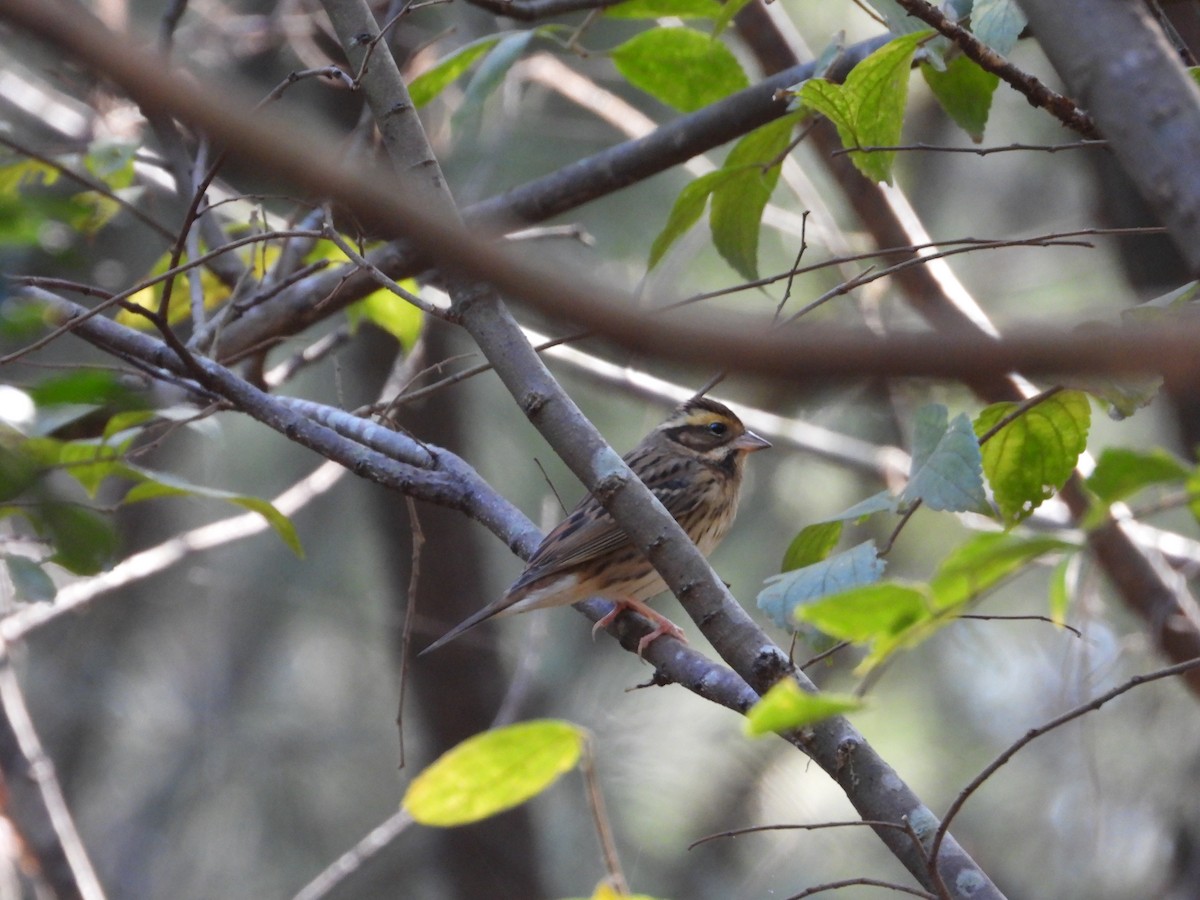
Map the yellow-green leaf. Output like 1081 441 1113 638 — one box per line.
928 532 1076 612
409 36 504 108
405 720 585 827
974 390 1091 527
794 581 929 643
606 0 721 18
796 30 929 183
745 679 863 736
611 27 749 113
562 884 664 900
347 284 424 349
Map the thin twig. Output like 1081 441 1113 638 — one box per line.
397 497 424 769
784 877 937 900
579 736 628 895
929 654 1200 871
290 809 416 900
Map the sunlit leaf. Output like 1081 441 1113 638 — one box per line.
346 283 424 349
404 720 584 827
606 0 721 18
563 884 663 900
929 531 1076 611
793 581 927 642
745 679 862 736
117 249 234 328
921 55 999 142
781 521 843 572
611 27 749 113
901 405 988 513
975 391 1091 527
795 31 929 183
758 540 885 631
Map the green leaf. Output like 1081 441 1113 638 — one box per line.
744 679 863 737
901 405 988 513
928 532 1076 611
796 30 929 183
564 885 663 900
826 489 898 522
781 521 843 572
921 56 999 142
453 31 537 141
0 445 39 502
709 113 799 279
648 168 741 269
56 441 131 498
404 720 584 826
1185 469 1200 529
1085 447 1190 505
712 0 755 37
758 540 886 631
83 140 137 191
39 503 117 575
409 36 504 108
794 581 929 642
122 467 303 557
1048 555 1073 626
347 284 424 349
605 0 722 18
4 555 56 602
971 0 1027 55
975 391 1091 527
611 27 749 113
28 369 134 408
795 581 938 674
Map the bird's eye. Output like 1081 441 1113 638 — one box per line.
707 421 728 436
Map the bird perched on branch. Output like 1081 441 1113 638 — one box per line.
422 396 770 656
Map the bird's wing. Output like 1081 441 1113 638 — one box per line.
508 444 701 592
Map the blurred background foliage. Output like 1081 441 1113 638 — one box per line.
3 1 1200 898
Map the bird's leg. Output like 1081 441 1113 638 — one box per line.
593 597 687 656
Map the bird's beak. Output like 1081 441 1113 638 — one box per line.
733 430 771 452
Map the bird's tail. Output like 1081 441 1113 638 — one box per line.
418 600 509 656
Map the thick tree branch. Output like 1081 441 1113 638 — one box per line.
1018 0 1200 274
316 2 1000 896
1 2 1002 893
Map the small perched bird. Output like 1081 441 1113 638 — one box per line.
422 396 770 656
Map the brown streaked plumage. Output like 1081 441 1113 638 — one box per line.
421 397 770 656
